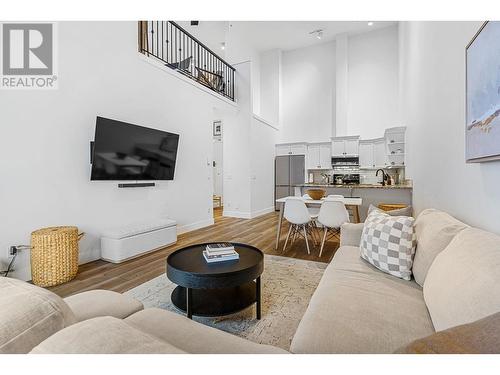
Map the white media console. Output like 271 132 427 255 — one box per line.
101 219 177 263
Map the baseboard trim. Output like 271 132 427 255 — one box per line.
223 210 252 219
177 218 214 234
250 206 275 218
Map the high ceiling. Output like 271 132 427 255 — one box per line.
228 21 398 52
178 21 398 54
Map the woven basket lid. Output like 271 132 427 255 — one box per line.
31 226 78 236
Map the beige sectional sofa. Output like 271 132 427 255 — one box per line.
0 276 285 354
291 208 500 353
2 208 499 354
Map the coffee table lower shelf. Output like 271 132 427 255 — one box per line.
171 279 261 319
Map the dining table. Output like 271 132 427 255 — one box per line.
274 196 363 250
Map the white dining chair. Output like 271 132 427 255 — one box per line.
283 197 316 254
317 199 350 257
302 193 320 220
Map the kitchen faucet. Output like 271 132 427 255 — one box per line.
375 169 388 186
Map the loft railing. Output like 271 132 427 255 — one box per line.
138 21 235 101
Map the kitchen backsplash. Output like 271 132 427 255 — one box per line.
309 168 406 185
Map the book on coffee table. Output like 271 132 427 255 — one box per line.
205 243 235 255
203 249 239 263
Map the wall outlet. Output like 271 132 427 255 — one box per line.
9 246 18 256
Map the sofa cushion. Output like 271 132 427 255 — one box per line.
290 246 434 353
64 289 144 321
0 277 76 354
125 308 288 354
368 204 413 217
395 312 500 354
360 209 416 280
31 316 185 354
424 227 500 331
412 209 468 286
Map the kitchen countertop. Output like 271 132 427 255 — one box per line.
298 183 413 190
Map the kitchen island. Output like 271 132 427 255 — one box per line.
295 183 412 221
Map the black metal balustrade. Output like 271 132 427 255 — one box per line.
138 21 235 101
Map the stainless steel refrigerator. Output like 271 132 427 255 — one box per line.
275 155 305 210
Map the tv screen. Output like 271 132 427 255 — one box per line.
91 117 179 181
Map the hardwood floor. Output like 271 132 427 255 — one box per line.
49 211 340 297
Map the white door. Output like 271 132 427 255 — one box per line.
276 144 290 156
359 142 374 168
319 144 331 169
374 140 387 168
344 139 359 156
331 139 345 157
307 145 321 169
213 138 223 198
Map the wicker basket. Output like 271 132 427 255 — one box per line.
31 226 83 287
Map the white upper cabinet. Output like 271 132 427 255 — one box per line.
307 143 331 169
275 143 307 156
385 127 406 167
275 144 291 156
290 143 307 155
331 136 359 157
373 139 387 168
344 138 359 156
359 138 386 169
307 145 321 169
319 144 332 168
359 141 374 168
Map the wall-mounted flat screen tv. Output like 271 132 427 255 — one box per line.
91 116 180 181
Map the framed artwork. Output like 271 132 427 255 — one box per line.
213 120 222 137
466 21 500 162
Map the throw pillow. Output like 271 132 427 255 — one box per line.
360 209 416 280
367 204 413 217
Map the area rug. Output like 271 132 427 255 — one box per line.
125 255 326 350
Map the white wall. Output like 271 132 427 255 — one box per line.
219 61 278 219
400 21 500 234
280 41 336 143
347 25 400 138
251 117 278 217
0 21 237 280
220 62 253 218
259 49 281 126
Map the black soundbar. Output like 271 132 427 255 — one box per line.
118 183 156 188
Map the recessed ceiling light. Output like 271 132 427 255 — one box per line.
220 42 226 50
368 22 374 26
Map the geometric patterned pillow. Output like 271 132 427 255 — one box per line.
360 209 416 280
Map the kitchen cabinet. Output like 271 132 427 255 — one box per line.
275 143 307 156
359 141 374 168
331 136 359 157
373 139 387 168
385 127 406 167
319 144 332 168
307 143 331 170
359 138 386 169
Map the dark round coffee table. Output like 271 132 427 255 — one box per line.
166 243 264 320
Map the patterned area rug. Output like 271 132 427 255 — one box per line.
125 255 326 350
